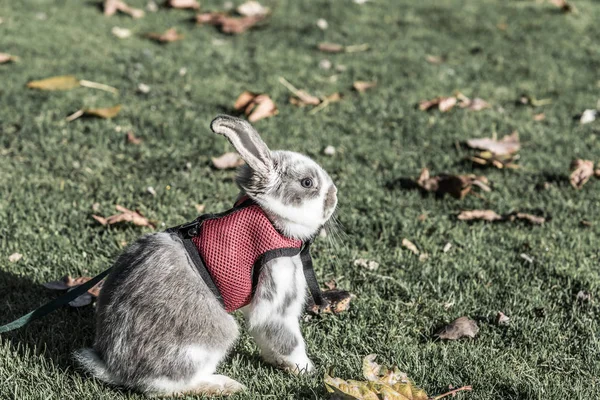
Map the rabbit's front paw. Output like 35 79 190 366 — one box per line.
281 357 314 375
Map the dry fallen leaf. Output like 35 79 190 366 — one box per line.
459 97 490 111
580 109 597 124
353 258 379 271
419 96 457 112
66 105 122 122
457 210 503 222
570 159 595 189
146 28 184 43
507 212 545 225
111 26 132 39
27 75 118 94
27 75 81 91
104 0 145 18
496 312 510 326
533 113 546 121
458 210 545 225
416 168 490 199
425 55 445 64
317 42 344 53
237 1 270 17
353 81 377 93
167 0 200 9
93 205 156 228
325 354 472 400
466 132 520 156
212 152 245 169
8 252 23 263
436 316 479 340
469 151 520 169
402 238 420 255
126 131 142 144
550 0 576 13
195 203 206 214
233 91 278 122
44 275 104 307
43 275 92 290
196 12 266 34
0 52 18 64
306 288 353 315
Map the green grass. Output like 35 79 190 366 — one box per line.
1 0 600 398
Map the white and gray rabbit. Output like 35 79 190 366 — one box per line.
75 115 338 396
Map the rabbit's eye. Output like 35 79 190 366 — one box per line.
301 178 314 188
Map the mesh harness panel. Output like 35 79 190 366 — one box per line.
167 198 328 313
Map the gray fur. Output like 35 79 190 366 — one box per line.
76 232 238 393
261 321 298 356
323 185 337 218
256 265 276 302
211 115 272 175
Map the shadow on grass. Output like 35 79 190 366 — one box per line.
0 269 96 369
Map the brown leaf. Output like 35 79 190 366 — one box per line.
353 258 379 271
402 238 419 255
234 91 257 110
212 152 245 169
317 42 344 53
306 288 353 315
289 90 321 106
436 316 479 340
419 96 457 112
195 203 206 214
469 151 520 170
459 97 491 111
8 252 23 263
570 159 594 189
27 75 81 91
551 0 575 13
233 92 278 122
146 28 184 43
104 0 145 18
533 113 546 121
416 168 488 199
425 55 445 64
167 0 200 9
324 279 337 290
509 212 545 225
496 312 510 326
43 275 92 290
0 53 18 64
126 131 142 144
236 1 270 17
457 210 503 222
94 205 156 228
250 94 278 121
196 12 265 34
466 131 520 156
353 81 377 93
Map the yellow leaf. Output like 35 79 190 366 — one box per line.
324 373 379 400
27 75 81 90
85 105 122 119
363 354 381 381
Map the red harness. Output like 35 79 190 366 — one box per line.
169 198 323 312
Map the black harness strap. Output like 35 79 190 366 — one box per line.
300 242 326 308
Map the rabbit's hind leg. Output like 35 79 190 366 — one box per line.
145 345 245 397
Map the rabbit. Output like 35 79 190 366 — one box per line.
74 115 338 397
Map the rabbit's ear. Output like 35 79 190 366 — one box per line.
210 115 272 175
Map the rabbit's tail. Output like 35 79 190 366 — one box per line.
74 348 120 385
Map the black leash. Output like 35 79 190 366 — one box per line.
301 242 327 309
0 268 111 334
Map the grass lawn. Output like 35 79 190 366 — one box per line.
1 0 600 398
